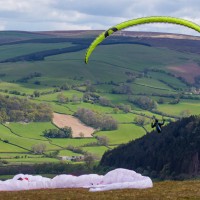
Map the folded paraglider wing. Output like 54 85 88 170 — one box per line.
0 168 153 192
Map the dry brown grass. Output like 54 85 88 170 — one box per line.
52 113 95 138
0 180 200 200
167 62 200 84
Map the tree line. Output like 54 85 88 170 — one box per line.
0 95 53 122
43 127 72 138
75 108 118 131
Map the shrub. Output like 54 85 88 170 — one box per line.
75 108 118 131
43 127 72 138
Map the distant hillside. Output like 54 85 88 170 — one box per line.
0 31 200 86
0 30 200 167
100 115 200 180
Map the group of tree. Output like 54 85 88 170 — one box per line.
85 81 96 92
125 71 138 83
84 136 110 147
100 115 200 180
83 92 112 107
57 93 70 103
134 116 148 126
82 92 99 104
128 96 157 110
43 127 72 138
60 83 71 90
31 143 46 154
75 108 118 131
111 84 132 94
57 93 81 104
84 152 98 169
169 98 180 104
96 136 109 146
98 97 112 107
0 162 94 176
17 72 42 83
66 145 85 154
0 95 53 123
116 104 132 113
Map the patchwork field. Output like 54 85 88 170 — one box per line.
0 31 199 167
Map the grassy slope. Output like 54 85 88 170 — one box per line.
1 44 199 84
36 90 83 101
96 124 145 145
0 82 55 95
7 122 58 140
0 43 74 61
50 138 97 148
0 124 58 151
82 146 109 157
0 32 200 164
6 157 60 165
0 140 26 153
157 100 200 116
0 181 200 200
58 150 81 156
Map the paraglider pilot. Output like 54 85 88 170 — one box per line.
151 117 165 133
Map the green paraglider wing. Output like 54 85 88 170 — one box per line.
85 16 200 63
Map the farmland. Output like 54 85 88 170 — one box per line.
0 30 200 167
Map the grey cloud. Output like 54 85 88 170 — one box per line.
54 0 134 17
0 0 200 34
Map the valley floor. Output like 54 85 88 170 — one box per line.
0 180 200 200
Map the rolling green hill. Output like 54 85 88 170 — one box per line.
0 30 199 166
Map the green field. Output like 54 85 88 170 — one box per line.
0 153 43 158
5 157 61 165
149 71 187 89
96 124 146 145
36 90 83 102
135 77 174 91
6 122 58 140
0 140 27 153
58 150 81 157
0 82 55 95
109 113 139 123
50 138 97 148
0 31 199 165
82 146 109 157
157 100 200 116
130 83 177 95
0 124 58 151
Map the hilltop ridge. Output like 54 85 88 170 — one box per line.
100 115 200 180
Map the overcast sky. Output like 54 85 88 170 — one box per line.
0 0 200 35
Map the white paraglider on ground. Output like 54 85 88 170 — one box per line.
0 168 153 192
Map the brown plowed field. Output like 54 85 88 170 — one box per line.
52 113 95 138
